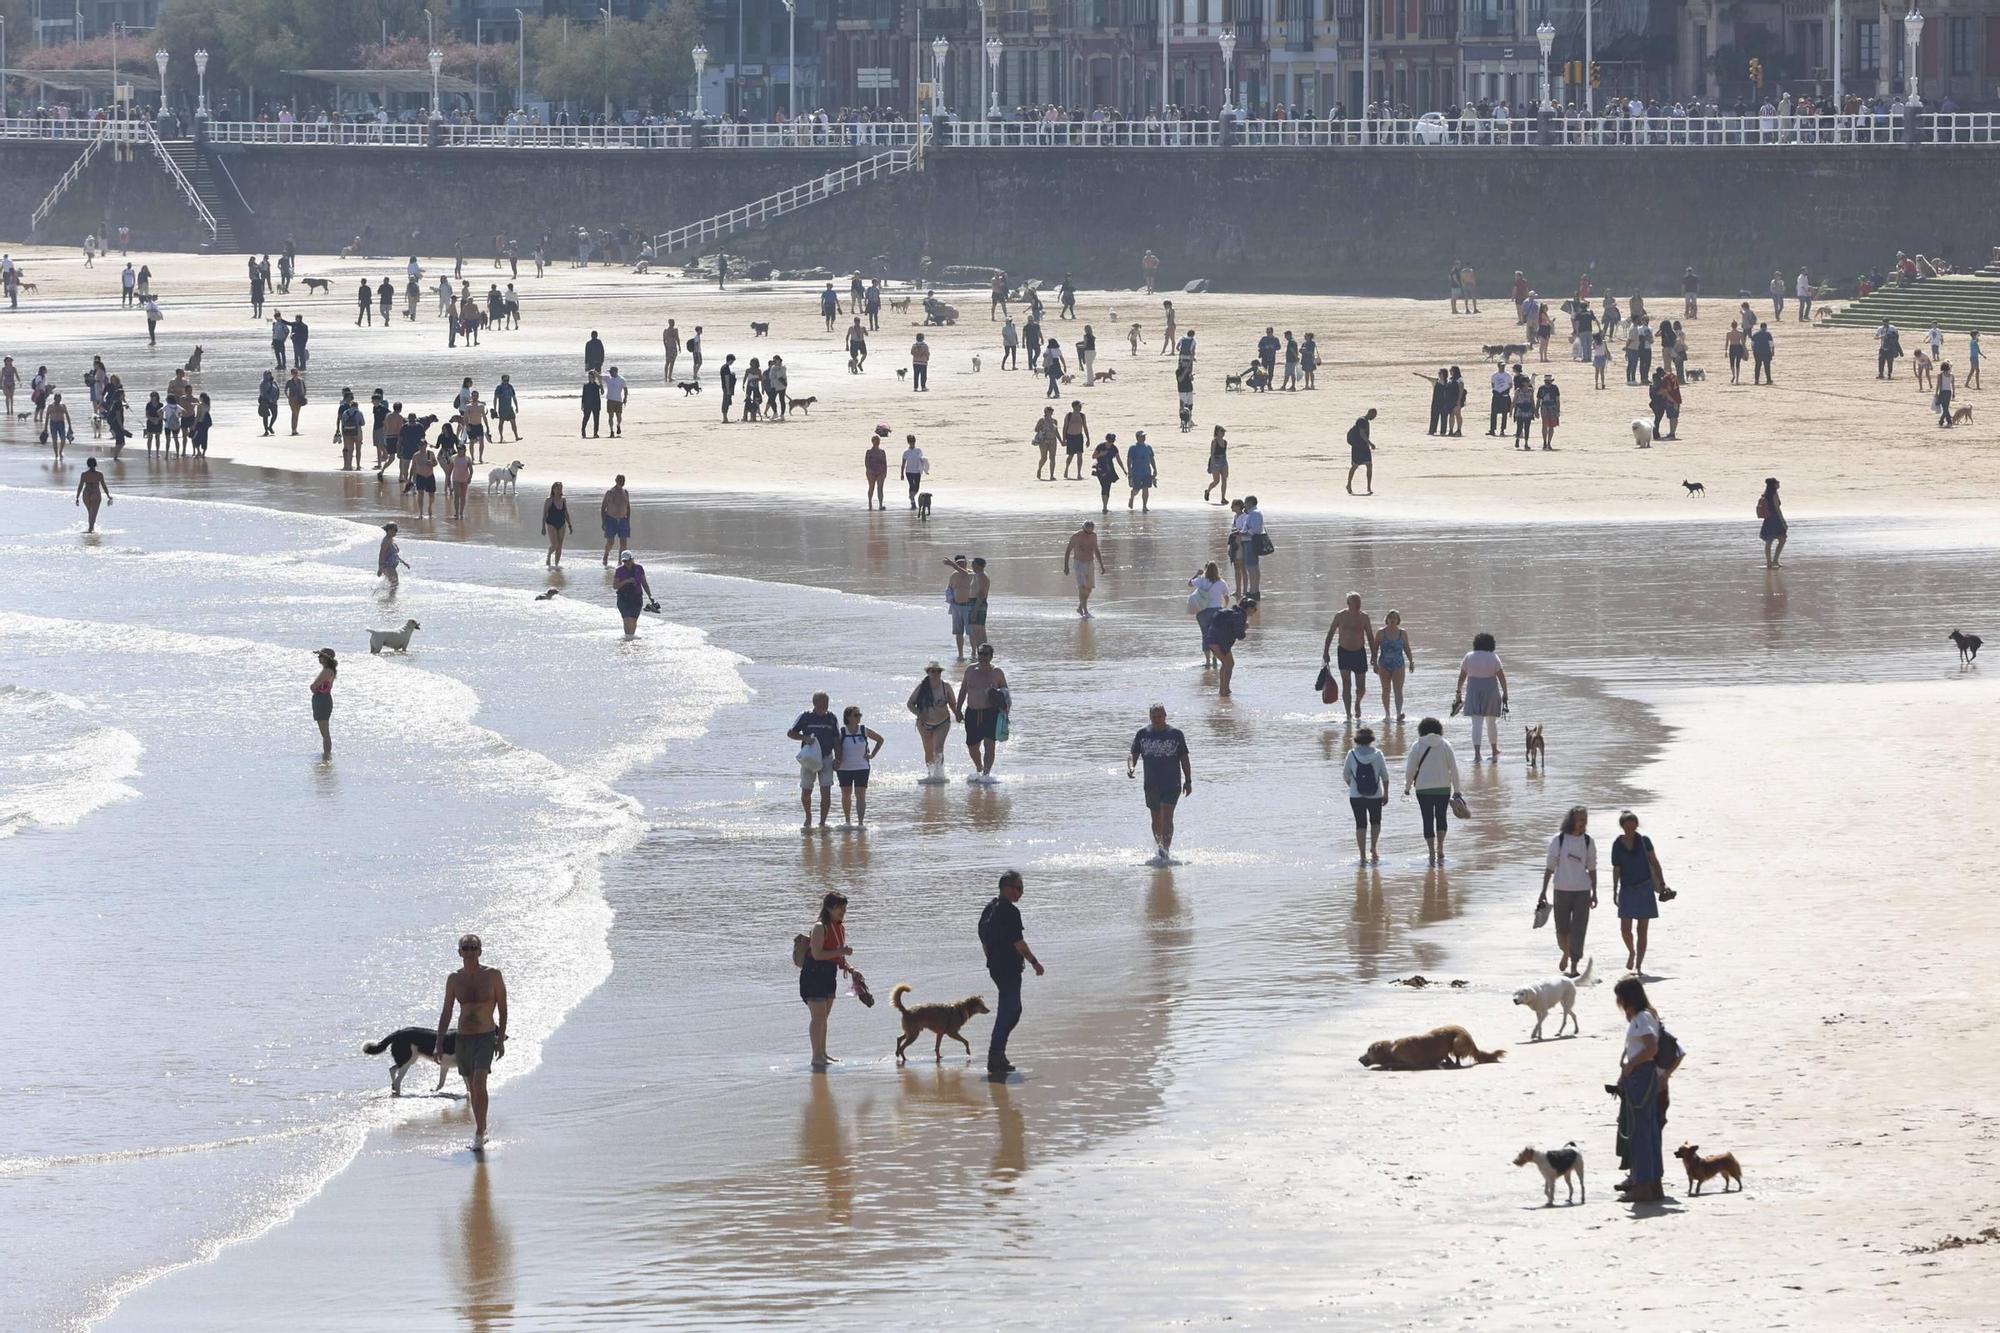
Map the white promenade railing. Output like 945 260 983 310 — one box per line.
6 112 2000 149
652 148 915 257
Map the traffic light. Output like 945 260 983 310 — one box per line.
1589 61 1601 89
1563 60 1580 86
1749 57 1764 86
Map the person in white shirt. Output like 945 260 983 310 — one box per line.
900 436 927 509
1796 269 1813 322
1238 496 1265 600
603 367 628 437
1488 364 1513 436
1188 561 1228 667
1538 806 1597 978
1401 717 1462 865
1611 975 1666 1202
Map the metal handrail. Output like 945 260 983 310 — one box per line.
27 126 138 231
145 126 219 239
653 148 914 256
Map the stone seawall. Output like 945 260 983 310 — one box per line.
5 138 1993 298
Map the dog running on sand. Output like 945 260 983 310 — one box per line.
1949 629 1982 662
890 983 990 1062
1674 1143 1744 1195
1358 1025 1505 1070
1681 479 1706 497
361 1026 458 1095
1514 1142 1586 1205
677 381 703 395
300 278 332 295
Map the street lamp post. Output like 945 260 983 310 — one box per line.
1 18 8 119
428 48 443 121
154 49 168 120
986 37 1002 118
780 0 795 123
194 47 209 119
693 44 708 117
932 35 948 115
515 9 526 112
1904 7 1924 105
1219 28 1236 113
599 8 611 123
1583 0 1593 113
1833 0 1842 109
1161 0 1170 118
978 0 989 122
1536 20 1555 111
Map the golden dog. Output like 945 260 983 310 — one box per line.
1358 1025 1505 1070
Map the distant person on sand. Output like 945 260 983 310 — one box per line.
799 892 855 1071
1033 406 1060 481
309 648 337 758
436 933 507 1151
1539 806 1597 978
1129 704 1193 865
1401 717 1462 865
864 433 888 510
542 482 572 567
1063 519 1106 618
74 457 112 531
980 870 1043 1077
1758 477 1787 567
600 475 631 566
1346 409 1377 495
1203 426 1229 502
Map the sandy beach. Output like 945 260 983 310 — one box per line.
3 241 1998 1331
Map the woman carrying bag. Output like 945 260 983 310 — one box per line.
796 892 871 1072
1402 716 1464 866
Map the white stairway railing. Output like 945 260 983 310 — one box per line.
652 148 915 257
144 126 220 240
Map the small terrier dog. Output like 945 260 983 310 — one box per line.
1513 1142 1586 1205
1683 367 1706 382
1092 369 1117 384
1524 725 1545 767
790 395 817 415
1949 629 1982 662
677 381 703 395
750 321 770 337
890 983 990 1062
1674 1143 1743 1195
971 355 982 372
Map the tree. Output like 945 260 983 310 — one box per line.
528 6 696 114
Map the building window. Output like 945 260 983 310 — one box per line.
1421 0 1452 41
1858 19 1879 73
1950 16 1972 75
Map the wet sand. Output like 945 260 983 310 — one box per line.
3 247 1997 1328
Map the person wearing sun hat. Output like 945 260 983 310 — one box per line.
908 659 963 783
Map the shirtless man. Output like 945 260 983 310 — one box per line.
1061 401 1090 480
436 933 507 1151
1320 592 1378 723
967 556 992 653
601 474 631 566
662 320 682 380
1032 406 1060 481
1159 300 1177 355
945 554 978 658
408 439 439 518
957 644 1010 783
1062 520 1105 619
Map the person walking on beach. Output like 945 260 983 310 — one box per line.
789 692 840 830
799 892 856 1071
1537 374 1561 449
1064 519 1106 618
603 367 627 437
74 457 112 532
846 319 869 374
1539 806 1597 978
408 438 439 518
542 482 572 567
718 356 737 422
1032 406 1060 481
1129 704 1193 865
1749 322 1775 384
584 330 606 376
581 370 604 437
1758 476 1787 567
309 648 337 758
1001 316 1020 370
612 550 654 638
908 661 964 783
1402 717 1462 865
1125 430 1157 511
1190 562 1228 668
1453 632 1509 761
1937 361 1957 428
1236 495 1265 600
436 933 507 1150
864 433 889 510
289 314 310 371
1344 727 1392 865
270 313 289 368
901 435 928 509
601 475 631 566
662 320 682 380
687 326 703 380
980 870 1044 1077
958 644 1008 783
1346 409 1377 495
910 332 931 391
1321 593 1378 723
1375 610 1414 721
1089 436 1122 514
945 554 977 657
1043 340 1066 399
285 369 308 436
834 706 883 828
1610 810 1671 974
142 294 162 347
1611 976 1666 1203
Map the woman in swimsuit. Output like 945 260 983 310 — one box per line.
907 661 963 783
1758 477 1787 568
377 523 408 588
310 648 337 758
74 456 112 532
833 706 884 827
612 550 653 638
1374 610 1415 722
542 482 573 568
1202 425 1229 502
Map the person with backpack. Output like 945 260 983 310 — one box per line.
797 891 858 1072
1610 976 1674 1203
1758 477 1787 568
1539 806 1597 978
1206 598 1255 697
1343 728 1392 865
336 392 365 470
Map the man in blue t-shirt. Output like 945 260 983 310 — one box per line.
786 692 840 831
978 869 1043 1077
1128 704 1194 864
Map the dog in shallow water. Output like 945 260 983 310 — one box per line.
891 983 990 1062
362 1026 458 1095
1949 629 1982 662
368 619 421 654
1525 724 1546 767
1514 1142 1586 1205
1359 1025 1505 1070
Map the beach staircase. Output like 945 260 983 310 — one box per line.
1826 254 2000 334
651 148 915 259
150 134 236 251
28 126 118 234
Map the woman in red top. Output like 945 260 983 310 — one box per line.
310 648 337 758
800 892 854 1070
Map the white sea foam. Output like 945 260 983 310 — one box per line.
0 686 142 837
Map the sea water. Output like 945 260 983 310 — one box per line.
0 483 746 1332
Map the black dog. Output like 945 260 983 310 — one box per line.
1950 629 1983 662
362 1026 458 1095
300 277 332 295
1681 480 1706 497
677 380 703 395
917 491 933 520
750 321 770 337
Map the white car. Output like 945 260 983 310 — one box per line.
1414 111 1450 144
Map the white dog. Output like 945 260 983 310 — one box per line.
1512 956 1593 1040
1512 1142 1586 1206
368 619 421 654
487 460 524 492
1631 417 1654 449
971 354 982 373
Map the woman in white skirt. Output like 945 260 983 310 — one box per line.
1453 631 1510 762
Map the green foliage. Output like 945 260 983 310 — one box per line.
527 0 698 110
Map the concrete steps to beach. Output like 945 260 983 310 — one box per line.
1827 272 2000 333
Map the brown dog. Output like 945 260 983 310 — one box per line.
1525 725 1545 768
1951 405 1974 426
1358 1025 1505 1070
1674 1143 1743 1194
891 983 990 1063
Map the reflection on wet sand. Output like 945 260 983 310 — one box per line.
449 1163 515 1332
